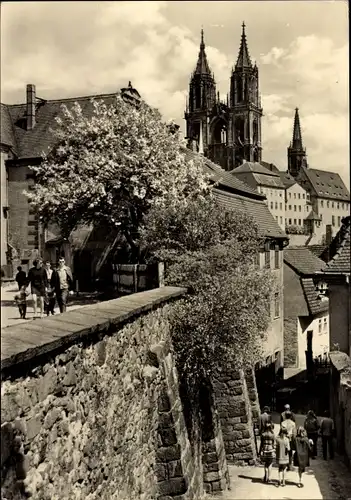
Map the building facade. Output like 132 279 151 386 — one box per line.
287 108 350 243
185 24 262 171
283 247 330 377
231 161 286 230
317 216 351 356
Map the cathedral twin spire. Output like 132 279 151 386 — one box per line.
186 23 263 170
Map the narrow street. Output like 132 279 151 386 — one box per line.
219 418 351 500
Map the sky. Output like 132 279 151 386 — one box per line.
1 1 349 186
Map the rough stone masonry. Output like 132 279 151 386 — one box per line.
1 288 234 500
1 287 260 499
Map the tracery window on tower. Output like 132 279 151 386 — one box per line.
235 117 245 145
253 119 258 143
236 77 243 103
195 86 201 109
211 118 227 145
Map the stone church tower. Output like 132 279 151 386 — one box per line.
185 23 263 170
287 107 308 177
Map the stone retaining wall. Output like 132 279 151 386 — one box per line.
329 351 351 469
1 287 231 499
214 369 258 464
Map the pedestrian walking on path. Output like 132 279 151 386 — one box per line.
275 427 290 487
27 258 48 319
320 410 335 460
55 256 73 313
294 426 313 488
281 410 296 471
259 406 272 434
15 266 27 290
14 285 29 319
44 260 58 316
280 403 296 423
259 422 275 484
304 410 319 458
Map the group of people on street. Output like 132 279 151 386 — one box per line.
14 257 73 319
259 404 335 488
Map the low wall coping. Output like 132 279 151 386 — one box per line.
1 286 187 373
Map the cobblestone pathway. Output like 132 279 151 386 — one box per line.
218 419 351 500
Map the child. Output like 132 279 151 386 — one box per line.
276 428 290 487
44 285 56 316
259 422 276 484
14 285 29 319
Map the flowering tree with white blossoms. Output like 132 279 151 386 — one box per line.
26 95 210 261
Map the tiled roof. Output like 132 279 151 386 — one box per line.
4 93 118 159
260 160 280 173
213 188 286 239
184 149 263 199
0 103 17 152
233 161 280 177
300 166 350 201
324 216 350 274
301 278 329 315
305 209 321 221
278 171 297 189
232 162 286 189
308 245 327 259
284 247 326 275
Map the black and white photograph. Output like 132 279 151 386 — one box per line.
1 1 350 499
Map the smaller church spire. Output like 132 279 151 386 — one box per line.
194 28 212 75
235 21 252 69
292 107 303 149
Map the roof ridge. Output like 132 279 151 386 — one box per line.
4 92 119 108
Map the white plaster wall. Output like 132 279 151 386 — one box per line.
297 312 329 369
285 183 309 228
260 186 285 231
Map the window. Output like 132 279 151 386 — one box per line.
306 193 310 200
270 202 273 209
275 215 278 221
332 202 334 208
280 203 282 210
294 205 297 211
324 317 327 330
302 194 305 199
318 319 322 333
289 218 292 225
299 206 301 212
275 202 278 209
294 218 297 225
337 202 339 209
274 247 280 269
298 193 301 199
338 216 341 226
342 203 344 210
298 219 301 225
285 218 287 225
288 192 291 199
294 193 296 199
288 205 292 210
274 292 280 318
321 200 324 208
332 215 335 226
327 201 330 208
280 216 283 224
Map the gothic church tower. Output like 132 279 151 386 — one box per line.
185 23 263 171
287 108 308 177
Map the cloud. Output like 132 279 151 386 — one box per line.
260 34 349 186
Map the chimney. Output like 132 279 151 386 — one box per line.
325 224 333 246
26 84 36 130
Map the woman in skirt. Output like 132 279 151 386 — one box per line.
259 422 276 484
294 426 313 488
